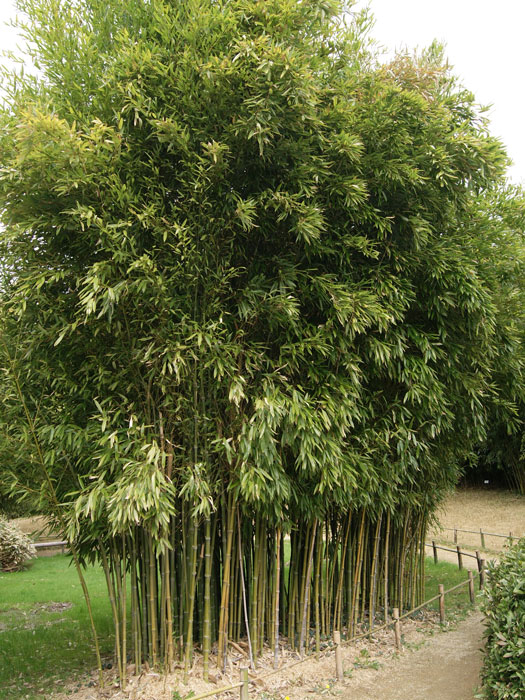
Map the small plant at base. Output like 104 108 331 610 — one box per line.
310 681 335 695
352 649 381 671
0 516 36 571
403 639 426 652
353 659 381 671
173 691 195 700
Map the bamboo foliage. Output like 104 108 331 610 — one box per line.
0 0 523 690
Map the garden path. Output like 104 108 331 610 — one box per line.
341 611 484 700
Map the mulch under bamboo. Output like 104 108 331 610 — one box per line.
55 610 443 700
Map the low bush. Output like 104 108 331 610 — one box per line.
477 538 525 699
0 516 36 571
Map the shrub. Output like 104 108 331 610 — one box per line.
478 538 525 699
0 516 37 571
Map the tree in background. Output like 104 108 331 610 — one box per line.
462 186 524 494
0 0 522 685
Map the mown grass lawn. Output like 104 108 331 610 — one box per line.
424 558 482 619
0 554 478 700
0 554 113 699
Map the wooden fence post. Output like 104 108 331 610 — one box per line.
333 631 343 681
393 608 401 651
453 528 457 545
480 560 486 591
432 540 438 564
475 550 482 573
438 584 445 623
479 528 485 549
456 546 463 571
240 666 249 700
468 570 475 605
508 532 513 546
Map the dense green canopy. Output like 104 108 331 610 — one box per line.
0 0 523 681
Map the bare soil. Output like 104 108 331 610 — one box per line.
430 488 524 551
0 602 73 633
12 515 54 540
341 612 484 700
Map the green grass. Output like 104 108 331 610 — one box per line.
0 555 113 699
423 556 481 620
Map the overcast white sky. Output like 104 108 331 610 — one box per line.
356 0 525 184
0 0 524 184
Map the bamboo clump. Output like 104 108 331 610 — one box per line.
89 504 429 686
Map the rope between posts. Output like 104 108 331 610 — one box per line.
398 594 441 620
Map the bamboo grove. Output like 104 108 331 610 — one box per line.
0 0 523 686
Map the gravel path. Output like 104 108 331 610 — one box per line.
342 611 485 700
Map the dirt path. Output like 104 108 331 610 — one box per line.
342 612 485 700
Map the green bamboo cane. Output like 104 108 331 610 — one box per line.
250 516 260 661
299 519 317 656
230 531 239 641
99 540 123 682
369 514 383 632
217 495 235 671
257 520 267 653
130 534 142 672
359 522 369 625
141 529 151 662
344 512 354 634
169 519 177 641
418 511 427 606
147 531 159 666
121 534 127 689
237 512 254 667
314 531 322 657
110 540 125 686
398 510 409 611
298 523 309 647
287 532 297 650
184 518 199 681
334 514 351 633
273 527 281 669
202 516 212 680
164 544 175 671
383 510 391 623
320 523 327 637
350 509 366 636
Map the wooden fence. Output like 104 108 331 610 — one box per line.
426 540 485 573
436 526 517 548
186 564 486 700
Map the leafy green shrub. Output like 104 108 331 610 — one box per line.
478 538 525 699
0 516 37 571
